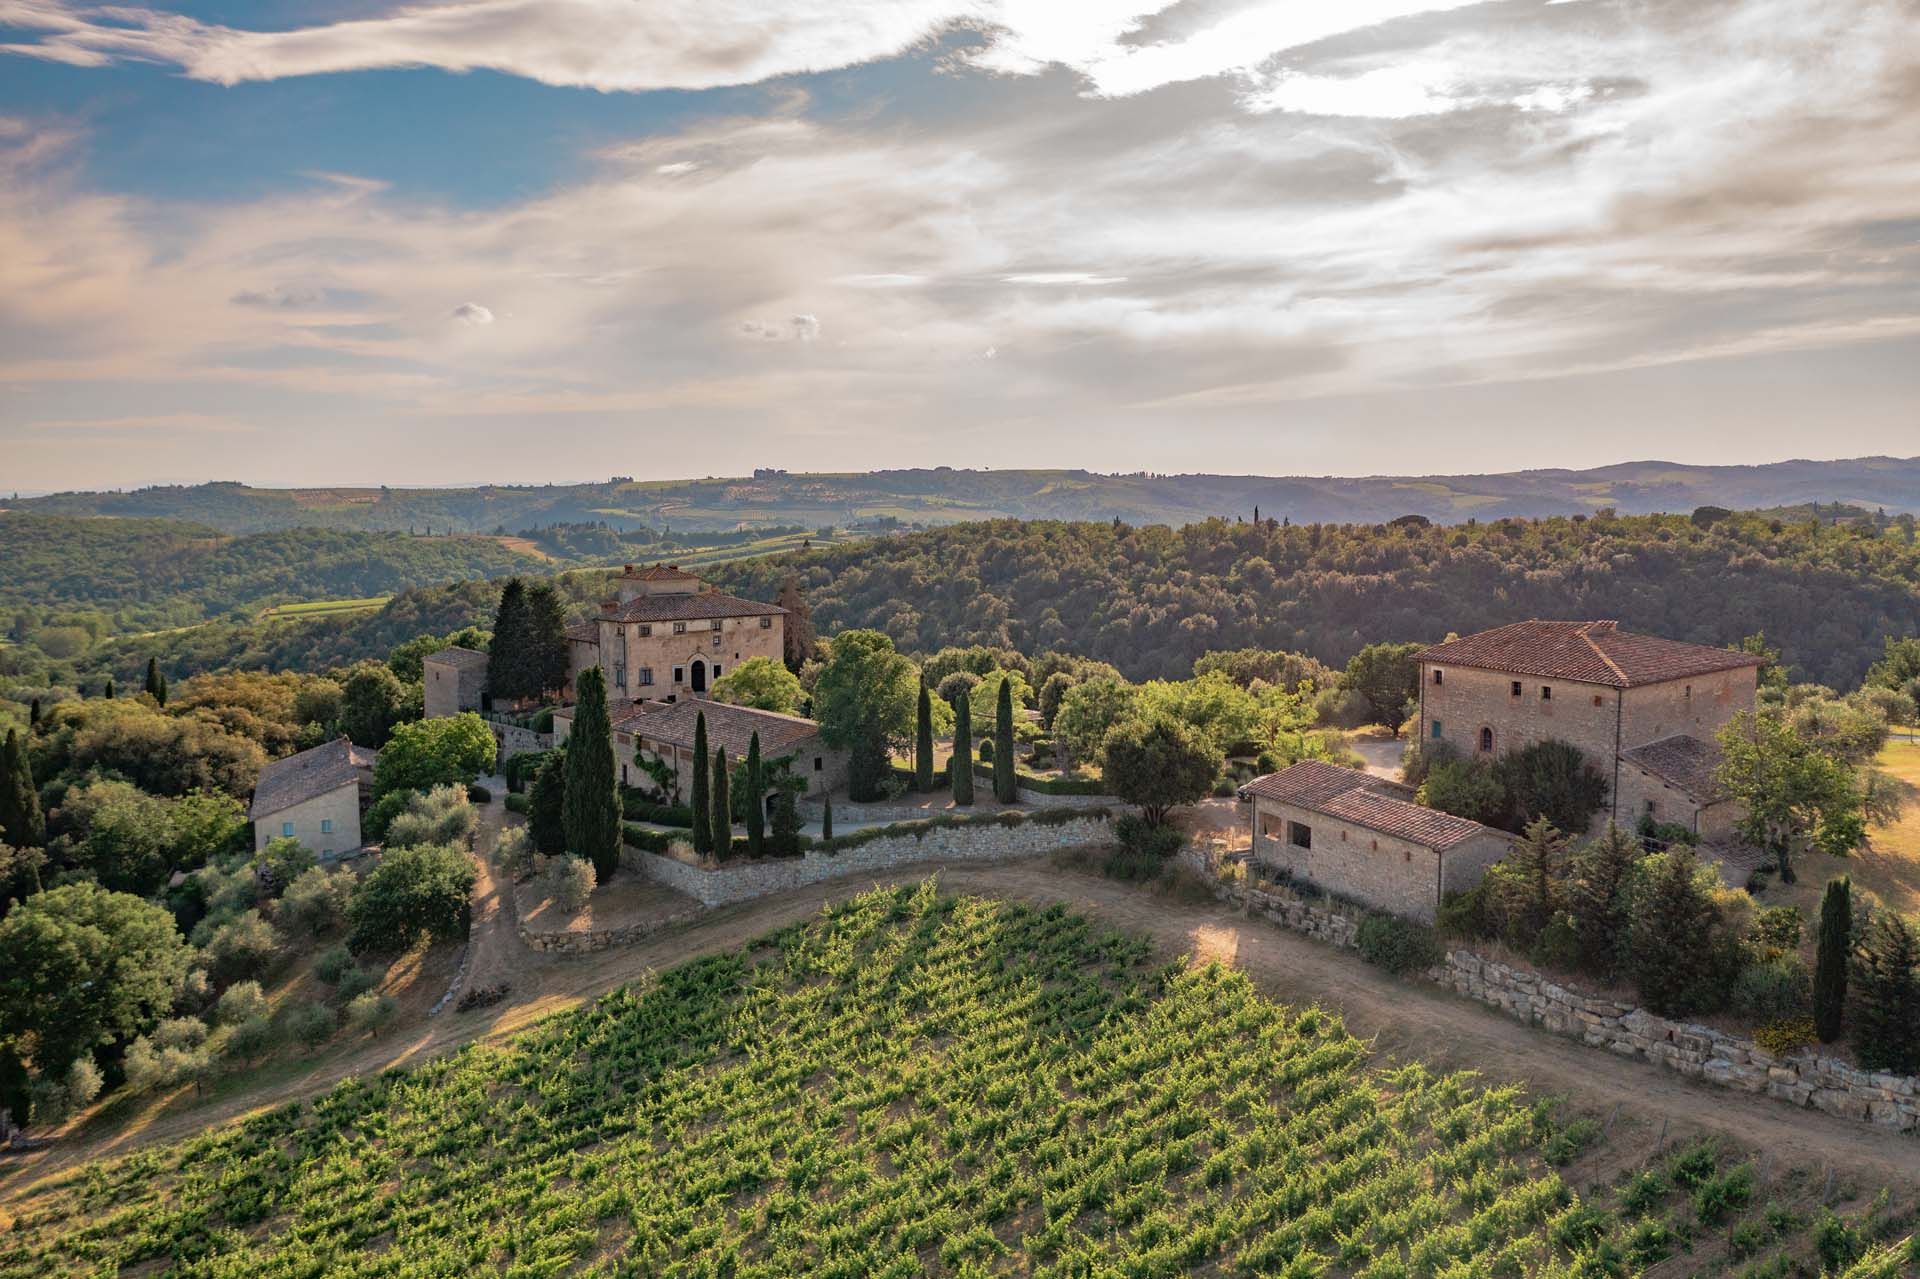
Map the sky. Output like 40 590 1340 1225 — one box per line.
1 0 1917 491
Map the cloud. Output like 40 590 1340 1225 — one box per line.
450 302 494 325
1001 272 1128 285
741 314 822 341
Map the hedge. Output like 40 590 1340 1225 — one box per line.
622 804 1113 864
504 793 530 815
969 763 1110 796
621 788 693 828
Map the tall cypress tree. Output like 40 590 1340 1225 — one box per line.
525 582 570 699
528 753 567 855
144 657 167 707
104 678 115 700
821 795 833 843
993 677 1017 803
489 577 533 703
28 698 41 732
711 747 732 860
0 729 45 849
690 712 712 855
744 732 766 858
951 693 975 806
914 678 934 792
562 667 621 884
1813 876 1852 1043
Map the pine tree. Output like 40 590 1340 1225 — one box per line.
1488 817 1566 949
144 657 167 707
993 677 1017 803
0 729 45 849
1813 876 1852 1042
690 712 711 855
821 796 833 843
528 752 567 855
1567 824 1639 978
525 582 571 698
711 747 732 859
914 678 934 792
744 732 766 858
488 577 533 703
562 667 621 884
951 692 975 806
1626 847 1720 1017
1853 914 1920 1073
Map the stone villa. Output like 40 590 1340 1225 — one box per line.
1415 620 1763 839
553 697 849 804
566 564 786 701
248 736 376 861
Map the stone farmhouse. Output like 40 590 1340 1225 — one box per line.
423 644 490 719
553 697 849 805
248 736 376 861
1415 620 1764 839
566 564 786 702
1244 761 1517 923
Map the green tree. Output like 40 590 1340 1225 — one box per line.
528 752 567 856
1626 848 1723 1017
0 882 191 1075
690 711 711 856
0 728 44 850
1485 817 1566 949
1054 677 1139 771
951 691 975 806
144 657 167 707
775 575 816 672
711 747 732 858
1813 877 1851 1043
744 733 766 858
562 667 621 883
1038 672 1074 731
1852 913 1920 1074
487 577 534 703
821 796 833 843
992 677 1017 803
339 661 414 748
915 679 935 792
1340 641 1423 736
345 842 474 953
1417 756 1506 825
769 788 800 857
1494 740 1611 835
372 712 497 799
1101 715 1221 826
711 656 804 714
525 582 571 698
812 629 918 802
1718 709 1865 883
1566 824 1640 978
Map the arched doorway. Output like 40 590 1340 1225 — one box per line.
690 658 708 695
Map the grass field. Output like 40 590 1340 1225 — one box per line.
4 884 1912 1277
257 596 392 621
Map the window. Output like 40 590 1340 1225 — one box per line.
1431 720 1444 739
673 665 684 684
1645 799 1657 815
1260 814 1281 839
638 667 654 686
323 849 334 859
281 821 294 837
814 756 823 771
622 764 629 784
1432 668 1443 685
673 621 688 635
1541 685 1553 701
1592 694 1604 707
1287 821 1313 850
710 619 723 632
613 662 627 689
638 624 652 637
760 617 773 629
320 818 333 834
1479 727 1494 753
1685 684 1693 699
1511 680 1522 697
712 665 722 679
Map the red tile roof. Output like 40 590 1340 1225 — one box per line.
564 621 600 643
1243 760 1487 850
618 699 822 759
1415 621 1764 688
620 563 701 581
249 737 375 820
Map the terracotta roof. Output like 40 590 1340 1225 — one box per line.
599 591 785 623
250 737 375 820
1620 734 1725 801
620 699 823 759
424 645 490 671
1415 621 1764 688
620 563 701 581
1244 760 1486 850
564 620 600 643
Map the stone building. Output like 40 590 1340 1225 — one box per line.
1243 761 1515 923
552 697 848 805
423 645 490 719
565 564 785 702
248 737 376 861
1414 620 1763 836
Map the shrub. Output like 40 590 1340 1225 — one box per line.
283 1001 336 1049
278 866 355 937
1731 955 1810 1022
544 856 595 914
384 784 479 850
313 943 356 985
1541 1116 1600 1166
1813 1209 1864 1274
467 783 493 805
492 826 534 879
253 837 316 896
334 965 380 1002
363 789 415 843
225 1014 280 1064
1435 884 1497 940
63 1057 102 1110
214 979 268 1026
1114 813 1184 858
346 991 398 1039
205 909 285 983
346 842 474 954
504 793 530 815
1692 1164 1755 1227
1751 904 1805 954
1356 914 1442 976
622 792 694 827
1753 1016 1815 1058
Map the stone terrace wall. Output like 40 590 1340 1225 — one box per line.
1182 849 1920 1135
519 903 705 955
626 814 1113 908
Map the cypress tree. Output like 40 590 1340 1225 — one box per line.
770 788 800 857
744 732 766 858
28 698 41 731
993 677 1017 803
1853 914 1920 1073
690 712 711 855
1567 824 1639 978
915 678 934 792
525 582 570 698
144 657 167 707
821 795 833 843
711 747 732 859
489 577 533 703
562 667 621 884
528 753 567 855
951 693 975 806
1813 877 1852 1043
0 729 45 849
1625 847 1718 1017
104 678 115 700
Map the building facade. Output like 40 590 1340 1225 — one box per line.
566 564 785 702
1415 620 1763 836
423 645 490 719
248 737 376 861
552 698 848 805
1244 761 1515 922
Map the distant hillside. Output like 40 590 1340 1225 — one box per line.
13 456 1920 534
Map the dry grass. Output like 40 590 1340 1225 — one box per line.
1749 740 1920 918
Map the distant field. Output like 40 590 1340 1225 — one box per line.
258 596 392 620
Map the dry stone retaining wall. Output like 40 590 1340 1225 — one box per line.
1181 849 1920 1135
627 814 1113 908
518 904 705 955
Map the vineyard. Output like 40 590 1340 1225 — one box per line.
2 883 1913 1277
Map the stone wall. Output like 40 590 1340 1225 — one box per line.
1183 848 1920 1135
519 903 705 955
626 814 1113 908
492 722 552 762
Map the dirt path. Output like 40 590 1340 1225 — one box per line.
460 789 520 994
7 860 1916 1201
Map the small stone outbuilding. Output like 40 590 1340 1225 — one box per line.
1242 761 1515 923
249 737 376 861
424 645 490 719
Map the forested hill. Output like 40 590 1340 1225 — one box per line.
709 512 1920 689
11 455 1920 533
